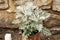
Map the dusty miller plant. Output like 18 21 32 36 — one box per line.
12 2 51 40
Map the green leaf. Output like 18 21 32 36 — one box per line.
42 27 52 36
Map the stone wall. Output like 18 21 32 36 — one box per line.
0 28 22 40
0 0 60 40
14 0 60 11
0 0 21 40
0 0 60 28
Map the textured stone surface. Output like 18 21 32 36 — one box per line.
41 4 51 9
52 0 60 11
0 0 9 9
13 0 32 6
0 11 19 28
33 0 52 9
6 0 16 12
33 0 52 6
44 11 60 28
14 0 52 9
0 28 22 40
53 34 60 40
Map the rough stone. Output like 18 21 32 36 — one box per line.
33 0 52 6
6 0 16 12
41 4 51 9
44 11 60 28
53 34 60 40
13 0 52 9
0 0 9 9
52 0 60 11
0 28 22 40
33 0 52 9
0 11 19 28
13 0 32 6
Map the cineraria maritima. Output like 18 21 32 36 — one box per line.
12 2 51 40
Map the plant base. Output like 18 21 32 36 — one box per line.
26 32 41 40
